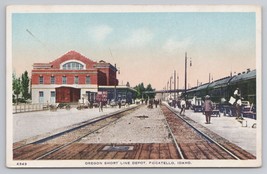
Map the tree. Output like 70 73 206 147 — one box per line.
146 84 156 99
12 73 21 104
21 71 31 101
134 83 155 99
134 83 145 99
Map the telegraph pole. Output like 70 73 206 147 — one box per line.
184 52 187 100
174 70 176 100
184 52 193 100
177 73 179 96
170 76 172 98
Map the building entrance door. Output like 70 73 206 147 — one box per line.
39 91 44 103
50 91 56 104
55 87 81 103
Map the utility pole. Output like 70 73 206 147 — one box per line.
184 52 192 100
114 63 118 101
177 73 179 93
185 52 187 100
174 70 176 100
170 76 172 99
167 81 170 100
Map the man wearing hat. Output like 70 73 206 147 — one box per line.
180 97 186 116
203 95 213 124
233 88 242 119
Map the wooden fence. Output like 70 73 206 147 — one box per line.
13 103 49 114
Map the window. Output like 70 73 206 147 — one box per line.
62 62 84 70
39 91 44 97
51 76 55 84
39 76 44 84
74 76 79 84
51 91 55 97
62 76 67 84
86 76 91 84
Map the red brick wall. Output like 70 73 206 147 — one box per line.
97 71 107 86
109 68 118 85
97 68 109 85
50 51 96 69
97 67 118 86
31 51 118 86
31 70 98 85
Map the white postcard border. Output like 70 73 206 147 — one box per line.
6 5 262 168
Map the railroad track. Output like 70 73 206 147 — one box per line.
162 104 256 160
13 105 141 160
13 104 255 160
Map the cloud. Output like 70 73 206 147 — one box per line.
123 28 154 47
162 37 192 54
89 25 113 42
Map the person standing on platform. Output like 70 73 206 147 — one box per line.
180 98 186 116
118 100 121 109
203 95 213 124
99 101 103 112
233 88 242 120
155 99 158 108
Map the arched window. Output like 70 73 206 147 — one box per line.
62 62 84 70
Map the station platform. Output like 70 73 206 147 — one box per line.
13 105 133 142
172 107 257 156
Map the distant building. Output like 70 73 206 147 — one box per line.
31 50 136 104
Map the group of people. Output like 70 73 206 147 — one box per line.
147 99 161 109
180 87 243 124
98 99 128 112
179 95 213 124
99 88 243 123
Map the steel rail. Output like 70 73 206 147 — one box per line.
13 105 140 151
164 118 185 159
164 103 241 160
34 114 124 160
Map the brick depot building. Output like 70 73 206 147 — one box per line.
31 50 136 104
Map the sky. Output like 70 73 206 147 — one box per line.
12 12 256 90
